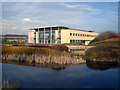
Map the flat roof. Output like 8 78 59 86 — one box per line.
3 34 28 37
30 25 94 32
30 26 69 30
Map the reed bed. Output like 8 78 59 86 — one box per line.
2 46 85 65
2 78 20 88
85 46 120 63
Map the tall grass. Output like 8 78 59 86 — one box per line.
2 46 68 56
2 79 20 88
12 44 69 52
84 46 120 63
2 46 85 65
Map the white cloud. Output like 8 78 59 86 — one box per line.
23 18 32 23
62 3 101 12
65 4 81 8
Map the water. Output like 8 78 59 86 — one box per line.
2 62 119 88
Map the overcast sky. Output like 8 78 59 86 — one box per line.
2 2 118 35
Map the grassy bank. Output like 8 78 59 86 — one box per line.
84 46 120 63
89 38 120 47
2 46 86 65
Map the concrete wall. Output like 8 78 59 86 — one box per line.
61 30 70 44
68 29 98 41
28 32 35 43
55 30 58 44
36 32 39 43
61 29 98 44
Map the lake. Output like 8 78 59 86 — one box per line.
2 62 119 88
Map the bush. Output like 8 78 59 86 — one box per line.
51 44 68 52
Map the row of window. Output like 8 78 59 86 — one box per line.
70 40 85 43
39 40 55 44
70 33 96 37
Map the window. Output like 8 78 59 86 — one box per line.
80 34 82 36
45 40 48 44
76 34 77 36
41 40 44 43
48 40 50 43
73 40 75 43
70 33 72 36
40 34 44 38
78 34 80 36
83 34 84 36
39 40 41 43
73 33 75 36
52 40 55 43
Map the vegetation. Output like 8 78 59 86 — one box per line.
51 44 68 51
90 31 119 43
84 46 120 63
2 79 20 88
12 44 68 52
2 42 26 45
89 38 120 46
2 46 68 56
2 46 85 65
86 61 120 70
84 31 120 64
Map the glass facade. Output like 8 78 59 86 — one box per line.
35 30 58 44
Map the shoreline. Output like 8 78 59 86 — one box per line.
2 60 85 70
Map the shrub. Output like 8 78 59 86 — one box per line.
51 44 68 52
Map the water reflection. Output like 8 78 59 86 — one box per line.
2 62 118 88
86 61 120 70
2 60 120 71
2 60 75 71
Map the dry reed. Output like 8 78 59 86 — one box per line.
2 46 86 65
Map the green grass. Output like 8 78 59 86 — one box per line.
2 42 26 45
89 40 120 47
